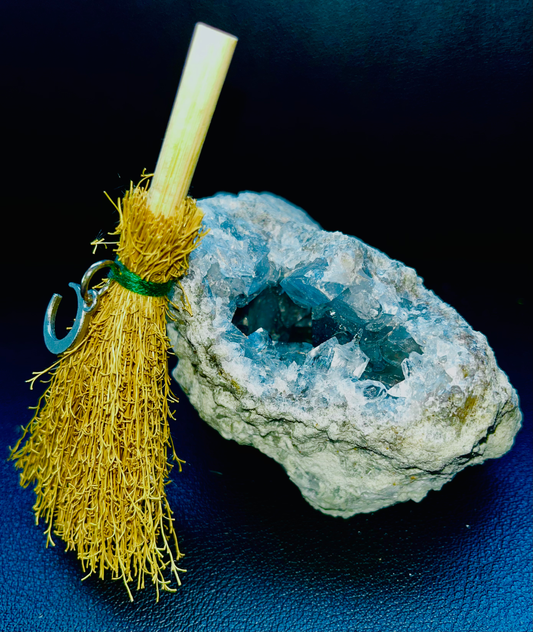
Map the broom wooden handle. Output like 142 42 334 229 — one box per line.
148 23 238 217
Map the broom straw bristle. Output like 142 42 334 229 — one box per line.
11 183 205 600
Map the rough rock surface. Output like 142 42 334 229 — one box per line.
168 192 522 517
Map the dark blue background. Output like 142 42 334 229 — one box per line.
1 0 531 630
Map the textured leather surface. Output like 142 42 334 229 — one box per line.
1 322 531 631
1 0 531 630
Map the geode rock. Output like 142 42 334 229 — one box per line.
168 192 521 517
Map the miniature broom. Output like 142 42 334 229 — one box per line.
10 23 237 601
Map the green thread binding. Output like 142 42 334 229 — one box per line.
108 260 174 297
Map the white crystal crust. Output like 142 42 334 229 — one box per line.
169 192 522 517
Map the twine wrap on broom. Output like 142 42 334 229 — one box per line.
10 23 237 600
10 182 205 599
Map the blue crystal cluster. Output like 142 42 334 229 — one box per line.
181 192 440 404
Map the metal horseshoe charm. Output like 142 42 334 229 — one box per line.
43 260 115 354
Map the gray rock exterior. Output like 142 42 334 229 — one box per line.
168 192 521 517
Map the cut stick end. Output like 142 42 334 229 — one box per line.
195 22 238 44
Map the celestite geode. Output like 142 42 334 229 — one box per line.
168 192 521 517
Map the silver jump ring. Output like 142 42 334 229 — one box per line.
80 259 115 310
